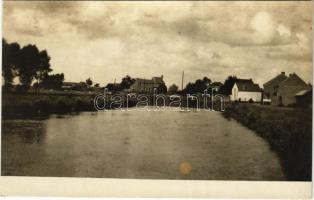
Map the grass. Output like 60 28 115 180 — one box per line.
223 102 312 181
2 92 140 118
2 92 96 118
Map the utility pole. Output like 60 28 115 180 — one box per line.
181 71 184 91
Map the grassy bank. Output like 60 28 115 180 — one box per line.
2 92 225 118
223 103 312 181
2 92 142 118
2 92 97 118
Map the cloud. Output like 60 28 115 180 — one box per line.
2 1 313 87
250 11 276 44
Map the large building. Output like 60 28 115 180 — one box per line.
276 73 311 106
263 72 288 105
230 79 262 102
263 72 311 106
130 75 164 93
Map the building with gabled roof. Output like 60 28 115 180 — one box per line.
230 78 262 102
263 72 311 106
130 75 164 93
276 73 311 106
263 72 288 104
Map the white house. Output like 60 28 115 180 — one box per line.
230 79 262 102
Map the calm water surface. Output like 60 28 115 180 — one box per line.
2 107 286 180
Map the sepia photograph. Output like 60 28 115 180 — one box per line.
1 0 312 190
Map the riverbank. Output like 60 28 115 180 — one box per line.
2 92 98 119
223 102 312 181
2 92 224 118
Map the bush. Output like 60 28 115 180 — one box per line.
15 85 29 93
34 99 51 114
54 99 72 114
16 101 36 115
223 103 312 181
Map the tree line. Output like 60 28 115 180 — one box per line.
178 75 237 96
3 38 238 95
2 39 64 92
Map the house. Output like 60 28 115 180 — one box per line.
230 79 262 102
263 72 311 106
276 73 311 106
130 75 164 93
263 72 288 105
295 89 312 108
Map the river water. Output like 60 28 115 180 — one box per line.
1 107 286 180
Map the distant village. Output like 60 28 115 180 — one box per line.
57 71 312 109
2 39 312 109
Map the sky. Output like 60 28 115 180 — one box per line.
3 1 313 88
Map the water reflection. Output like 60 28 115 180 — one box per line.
2 120 47 144
2 108 286 180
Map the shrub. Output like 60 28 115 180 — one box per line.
54 99 71 114
16 101 36 115
34 99 51 114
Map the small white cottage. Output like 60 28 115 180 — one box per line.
230 79 262 102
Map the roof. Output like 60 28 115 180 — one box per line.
295 89 312 96
278 73 308 87
135 79 154 83
263 72 288 87
234 79 261 92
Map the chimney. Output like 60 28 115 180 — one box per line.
281 72 285 75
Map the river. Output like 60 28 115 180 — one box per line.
1 107 286 180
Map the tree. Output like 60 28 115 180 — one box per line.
35 50 52 85
105 83 121 92
2 39 20 89
14 43 52 91
157 82 167 94
86 78 93 87
94 83 100 88
219 76 237 95
16 45 39 88
40 73 64 90
182 76 212 94
120 75 135 90
168 84 178 94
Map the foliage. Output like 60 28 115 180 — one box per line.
120 75 135 90
40 73 65 90
168 84 179 94
182 77 211 94
86 78 93 87
219 75 237 95
2 38 55 92
105 83 121 92
223 103 312 181
157 82 167 94
2 39 20 88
